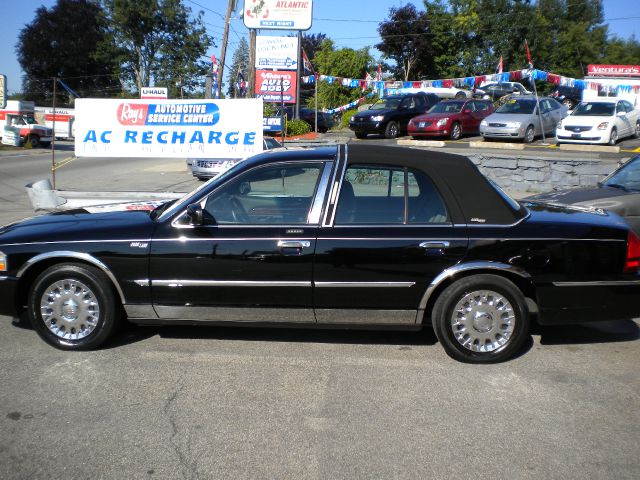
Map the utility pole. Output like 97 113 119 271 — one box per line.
217 0 234 98
295 31 302 120
248 29 256 98
51 77 57 189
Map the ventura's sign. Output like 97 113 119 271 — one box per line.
141 87 168 99
75 99 263 158
255 70 297 103
587 65 640 77
243 0 313 30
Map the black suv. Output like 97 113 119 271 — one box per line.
348 92 439 139
549 85 582 110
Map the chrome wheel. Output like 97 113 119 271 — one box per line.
524 126 535 143
450 122 461 140
609 128 617 146
450 289 515 353
39 279 100 340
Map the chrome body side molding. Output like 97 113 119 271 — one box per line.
124 305 158 319
154 306 315 323
16 251 127 304
315 281 415 288
418 261 532 312
152 280 312 288
552 280 640 287
315 309 416 324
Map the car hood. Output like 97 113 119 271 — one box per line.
353 109 393 118
526 186 640 216
0 206 158 246
412 112 457 121
484 113 535 123
562 115 613 126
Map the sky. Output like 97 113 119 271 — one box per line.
1 0 638 95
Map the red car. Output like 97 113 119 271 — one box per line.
408 99 495 140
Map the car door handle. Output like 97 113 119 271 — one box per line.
419 241 450 249
278 240 311 249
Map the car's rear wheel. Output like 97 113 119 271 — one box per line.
634 121 640 139
608 128 618 146
454 91 466 99
28 264 121 350
450 122 462 140
431 274 530 363
384 121 399 139
523 125 535 143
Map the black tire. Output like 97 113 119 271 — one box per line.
431 274 530 363
28 263 121 350
561 98 575 110
523 125 535 144
355 132 367 139
384 121 399 139
634 122 640 139
26 135 40 148
454 91 467 99
450 122 462 140
608 128 617 146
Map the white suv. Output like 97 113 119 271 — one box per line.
556 99 640 145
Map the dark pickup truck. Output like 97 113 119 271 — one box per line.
349 92 439 139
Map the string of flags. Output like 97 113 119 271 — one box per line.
302 68 640 114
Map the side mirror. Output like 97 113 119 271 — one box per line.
463 109 472 114
186 203 204 226
617 111 626 117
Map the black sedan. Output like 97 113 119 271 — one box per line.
1 145 639 363
527 155 640 234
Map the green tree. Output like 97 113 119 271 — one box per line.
311 39 373 110
102 0 211 96
226 37 249 98
16 0 121 106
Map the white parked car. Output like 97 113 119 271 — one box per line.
422 86 471 99
556 99 640 145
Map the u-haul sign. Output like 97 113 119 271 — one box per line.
74 98 263 158
141 87 168 99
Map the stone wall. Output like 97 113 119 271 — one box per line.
468 153 623 196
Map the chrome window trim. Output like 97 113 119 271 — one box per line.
171 159 331 230
307 163 333 224
315 281 415 288
418 261 532 312
16 251 127 304
552 280 640 287
323 144 348 227
152 280 312 288
152 237 316 242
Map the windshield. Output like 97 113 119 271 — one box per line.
370 97 403 110
602 156 640 192
496 100 536 114
428 102 463 114
572 102 615 116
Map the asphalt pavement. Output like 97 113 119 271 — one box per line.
0 141 639 480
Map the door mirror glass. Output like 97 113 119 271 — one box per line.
186 203 204 226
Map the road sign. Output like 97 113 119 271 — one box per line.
243 0 313 30
256 36 298 70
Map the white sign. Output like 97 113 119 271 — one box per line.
141 87 168 99
256 36 298 70
74 98 264 158
2 126 21 146
243 0 313 30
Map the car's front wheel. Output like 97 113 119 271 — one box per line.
450 122 462 140
608 128 618 146
28 263 121 350
384 121 399 139
431 274 530 363
634 121 640 139
523 125 535 143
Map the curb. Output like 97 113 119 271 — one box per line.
397 139 446 147
558 144 621 154
469 141 525 150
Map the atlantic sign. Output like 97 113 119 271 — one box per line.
75 98 263 158
243 0 313 30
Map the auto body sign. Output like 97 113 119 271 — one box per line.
255 70 297 103
75 98 263 158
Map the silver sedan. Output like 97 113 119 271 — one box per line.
480 96 568 143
